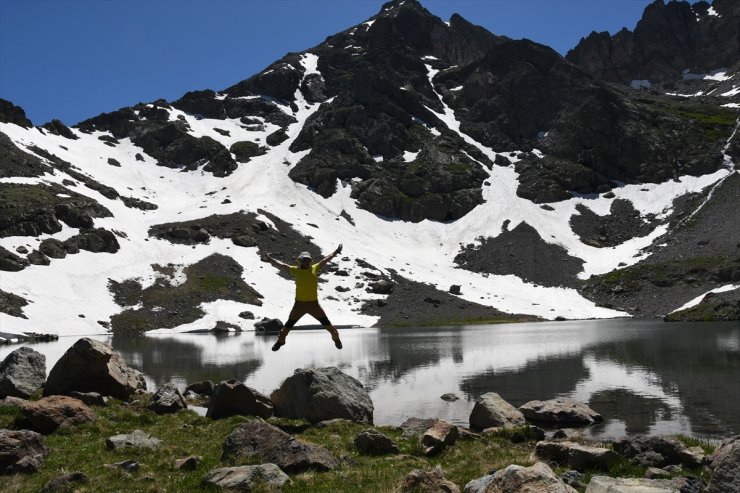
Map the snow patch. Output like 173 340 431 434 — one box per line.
721 86 740 97
671 284 738 313
402 150 419 163
450 85 463 92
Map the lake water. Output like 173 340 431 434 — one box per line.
2 319 738 441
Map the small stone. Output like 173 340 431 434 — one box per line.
202 464 290 491
645 467 671 479
175 455 202 471
111 459 140 472
441 393 459 402
106 430 163 450
41 471 88 493
354 429 399 455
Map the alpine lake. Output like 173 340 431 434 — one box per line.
2 318 738 441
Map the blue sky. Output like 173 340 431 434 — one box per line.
1 0 679 125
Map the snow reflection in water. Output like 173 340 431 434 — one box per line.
2 319 738 440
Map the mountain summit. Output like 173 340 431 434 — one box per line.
0 0 739 339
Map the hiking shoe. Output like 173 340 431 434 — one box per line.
271 339 285 351
332 336 342 350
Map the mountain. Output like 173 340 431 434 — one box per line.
567 0 740 91
0 0 738 340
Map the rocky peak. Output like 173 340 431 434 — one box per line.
566 0 740 86
0 98 33 128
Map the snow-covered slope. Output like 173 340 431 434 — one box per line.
1 0 738 337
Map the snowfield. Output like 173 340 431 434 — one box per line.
0 53 735 337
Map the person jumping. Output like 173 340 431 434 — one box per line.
264 244 343 351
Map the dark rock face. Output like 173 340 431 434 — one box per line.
41 119 78 140
18 396 96 434
230 140 266 163
0 347 46 399
271 367 374 423
254 318 284 332
110 254 262 335
222 420 338 473
0 246 29 272
44 338 146 400
570 199 657 248
0 428 48 474
580 173 740 317
206 379 273 419
0 183 111 238
0 289 29 318
567 0 740 86
0 99 33 127
0 132 51 178
455 222 585 288
148 383 187 414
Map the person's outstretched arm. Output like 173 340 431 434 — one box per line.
264 252 292 273
318 244 343 269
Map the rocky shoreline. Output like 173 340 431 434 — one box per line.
0 338 738 492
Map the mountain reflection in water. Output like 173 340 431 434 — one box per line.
2 319 737 440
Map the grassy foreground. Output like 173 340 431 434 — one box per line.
0 397 712 493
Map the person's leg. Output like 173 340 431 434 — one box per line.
308 302 342 349
272 302 306 351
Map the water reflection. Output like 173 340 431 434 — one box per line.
1 319 738 440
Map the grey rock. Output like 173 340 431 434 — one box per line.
464 473 496 493
645 467 671 479
271 367 373 423
553 428 586 441
111 459 139 472
41 472 88 492
441 393 460 402
369 280 394 294
586 476 682 492
354 429 399 455
254 317 284 332
0 346 46 398
206 379 273 419
397 465 461 493
316 418 354 428
709 435 740 470
69 391 108 407
202 464 290 490
399 417 439 438
535 440 621 471
174 455 202 471
106 430 163 450
232 235 257 248
560 470 586 490
469 392 525 430
421 420 459 456
222 420 337 473
148 383 187 414
19 396 96 434
707 438 740 493
44 338 146 400
185 380 214 396
0 428 48 474
0 396 27 408
519 397 602 425
614 436 697 468
473 462 576 493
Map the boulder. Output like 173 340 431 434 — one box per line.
613 436 698 468
222 420 337 473
0 428 48 474
68 391 108 407
19 396 96 434
44 338 146 400
467 462 577 493
707 438 740 493
202 464 290 491
271 367 373 423
0 346 46 398
185 380 215 396
105 430 163 450
354 428 399 455
469 392 525 431
519 398 602 425
254 317 284 332
369 280 394 294
174 455 202 471
585 476 683 492
397 465 460 493
148 383 187 414
710 435 740 470
399 417 439 438
534 441 621 471
421 420 459 456
41 472 88 492
206 379 273 419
